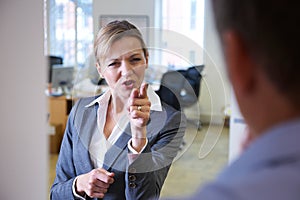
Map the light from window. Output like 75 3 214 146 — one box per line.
161 0 205 70
45 0 93 67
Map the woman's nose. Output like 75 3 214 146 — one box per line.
120 61 133 76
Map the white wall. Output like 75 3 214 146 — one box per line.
93 0 155 35
200 0 231 124
0 0 47 199
229 93 246 162
202 1 246 162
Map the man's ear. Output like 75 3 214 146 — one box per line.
222 31 256 95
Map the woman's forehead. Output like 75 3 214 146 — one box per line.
106 36 144 60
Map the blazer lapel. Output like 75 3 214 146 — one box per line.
146 110 167 137
77 105 98 150
74 104 99 172
102 124 132 171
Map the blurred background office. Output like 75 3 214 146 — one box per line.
45 1 235 199
0 0 237 199
45 0 230 122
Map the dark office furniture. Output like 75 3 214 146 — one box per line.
46 55 63 84
156 65 204 129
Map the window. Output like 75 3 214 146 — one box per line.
160 0 205 70
190 0 197 29
45 0 93 67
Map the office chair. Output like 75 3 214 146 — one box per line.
156 65 204 129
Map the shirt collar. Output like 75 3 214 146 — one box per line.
85 85 162 111
85 88 111 108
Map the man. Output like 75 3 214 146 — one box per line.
186 0 300 199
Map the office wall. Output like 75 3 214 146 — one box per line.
200 0 231 124
93 0 155 35
0 0 47 199
229 92 246 163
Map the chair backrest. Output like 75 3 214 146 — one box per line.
185 65 204 97
156 65 204 110
156 70 185 110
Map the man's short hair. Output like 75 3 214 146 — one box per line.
211 0 300 107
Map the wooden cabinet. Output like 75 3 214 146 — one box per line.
48 96 74 131
48 96 74 153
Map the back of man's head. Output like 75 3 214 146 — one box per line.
211 0 300 108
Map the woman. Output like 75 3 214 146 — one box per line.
50 20 186 200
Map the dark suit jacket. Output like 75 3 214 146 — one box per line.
50 95 186 200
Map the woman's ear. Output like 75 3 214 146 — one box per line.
145 51 149 69
96 62 103 78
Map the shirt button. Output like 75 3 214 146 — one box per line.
129 167 136 173
129 182 136 188
129 175 136 181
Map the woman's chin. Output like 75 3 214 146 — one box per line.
115 89 131 99
112 82 140 99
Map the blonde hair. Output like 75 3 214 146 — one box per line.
94 20 148 66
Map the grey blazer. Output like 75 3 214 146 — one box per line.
50 96 186 200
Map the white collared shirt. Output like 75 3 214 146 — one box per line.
73 85 162 199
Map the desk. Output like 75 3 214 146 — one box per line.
48 95 74 131
48 95 75 154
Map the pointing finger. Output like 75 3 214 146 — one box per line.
139 83 148 98
130 88 140 99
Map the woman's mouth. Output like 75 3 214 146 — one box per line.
123 80 135 88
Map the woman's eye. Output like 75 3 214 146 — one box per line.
108 62 118 67
131 57 141 63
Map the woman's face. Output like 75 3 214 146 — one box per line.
97 36 148 98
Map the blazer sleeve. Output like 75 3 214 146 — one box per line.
50 100 83 200
125 105 187 200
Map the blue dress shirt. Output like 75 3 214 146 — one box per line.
188 118 300 200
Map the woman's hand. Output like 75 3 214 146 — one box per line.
75 168 114 199
128 83 151 128
128 83 151 151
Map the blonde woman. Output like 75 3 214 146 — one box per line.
50 20 186 200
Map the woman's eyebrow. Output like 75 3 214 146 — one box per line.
107 57 119 62
129 52 142 57
106 51 142 63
